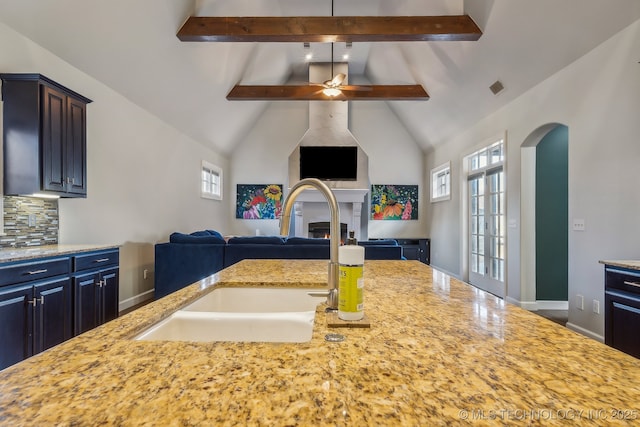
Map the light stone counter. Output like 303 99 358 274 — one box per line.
0 244 120 263
1 259 640 425
600 260 640 272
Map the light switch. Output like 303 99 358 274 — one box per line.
572 218 585 231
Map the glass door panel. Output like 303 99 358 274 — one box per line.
468 169 505 297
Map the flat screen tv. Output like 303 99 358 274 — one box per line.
299 146 358 181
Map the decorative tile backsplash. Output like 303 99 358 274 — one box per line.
1 196 59 248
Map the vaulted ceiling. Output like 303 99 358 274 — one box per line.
1 0 639 155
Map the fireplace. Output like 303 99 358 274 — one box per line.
287 188 369 241
308 221 347 243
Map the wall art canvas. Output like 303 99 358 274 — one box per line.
236 184 283 219
371 184 418 220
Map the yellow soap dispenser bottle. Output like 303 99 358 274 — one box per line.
338 231 365 321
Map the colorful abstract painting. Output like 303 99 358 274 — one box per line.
236 184 283 219
371 184 418 220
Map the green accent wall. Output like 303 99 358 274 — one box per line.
536 125 568 300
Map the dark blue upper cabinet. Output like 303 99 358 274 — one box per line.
1 73 92 198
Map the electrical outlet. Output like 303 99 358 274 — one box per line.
593 299 600 314
572 218 585 231
143 269 149 280
28 214 36 227
576 294 584 310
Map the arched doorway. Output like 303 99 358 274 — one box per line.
520 123 569 310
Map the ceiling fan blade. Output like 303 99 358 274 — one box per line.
330 73 346 87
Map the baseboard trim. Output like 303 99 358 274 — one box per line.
535 300 569 310
566 322 604 343
505 296 522 307
512 300 568 311
119 289 155 313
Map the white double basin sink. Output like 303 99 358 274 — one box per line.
135 287 326 343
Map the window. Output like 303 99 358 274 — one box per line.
431 161 451 202
201 160 222 200
469 140 503 172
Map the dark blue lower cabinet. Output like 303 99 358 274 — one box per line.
73 266 119 335
0 277 72 371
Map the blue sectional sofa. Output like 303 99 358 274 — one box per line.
154 231 403 299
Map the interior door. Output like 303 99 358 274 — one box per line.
469 167 505 297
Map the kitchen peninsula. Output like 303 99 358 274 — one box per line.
1 259 639 425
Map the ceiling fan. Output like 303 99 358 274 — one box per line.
226 49 429 101
319 72 346 97
307 43 370 97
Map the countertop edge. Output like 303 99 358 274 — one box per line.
0 244 120 263
600 260 640 271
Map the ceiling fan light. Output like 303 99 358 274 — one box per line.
323 87 341 97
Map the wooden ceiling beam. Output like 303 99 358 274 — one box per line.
226 85 430 101
178 15 481 42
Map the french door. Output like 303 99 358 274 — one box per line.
468 142 505 297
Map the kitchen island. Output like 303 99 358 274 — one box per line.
1 259 639 425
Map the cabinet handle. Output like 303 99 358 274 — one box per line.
27 269 48 275
27 296 45 306
96 280 104 288
27 298 37 306
94 258 110 263
624 281 640 289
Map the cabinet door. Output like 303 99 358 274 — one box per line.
402 246 420 261
0 284 33 370
65 97 87 195
605 291 640 358
100 267 119 324
74 272 99 335
34 277 73 353
41 85 67 193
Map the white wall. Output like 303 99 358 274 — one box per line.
0 23 230 309
229 101 308 237
424 18 640 338
351 102 427 239
228 100 427 239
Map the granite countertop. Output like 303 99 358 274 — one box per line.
0 244 120 263
1 260 640 425
600 260 640 272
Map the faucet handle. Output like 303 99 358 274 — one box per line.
308 289 338 309
307 290 330 298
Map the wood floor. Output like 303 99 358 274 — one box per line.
534 309 568 326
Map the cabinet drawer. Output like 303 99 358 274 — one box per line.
605 266 640 294
0 257 70 287
73 250 119 272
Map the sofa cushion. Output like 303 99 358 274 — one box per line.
227 236 285 245
169 232 226 245
204 230 224 240
223 244 330 267
285 237 330 246
155 242 225 299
